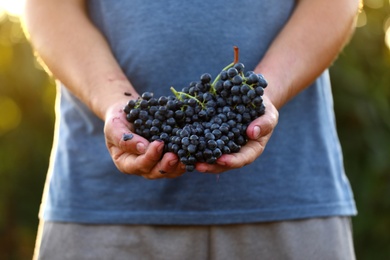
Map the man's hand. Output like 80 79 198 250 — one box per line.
104 102 186 179
195 95 278 173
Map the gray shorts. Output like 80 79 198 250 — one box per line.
34 217 355 260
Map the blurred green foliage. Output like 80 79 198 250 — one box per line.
0 14 55 260
0 1 389 259
330 2 390 259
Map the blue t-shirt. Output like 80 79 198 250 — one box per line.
41 0 357 224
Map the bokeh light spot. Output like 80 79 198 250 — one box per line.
0 0 25 17
0 96 22 135
356 9 367 27
385 26 390 51
364 0 384 9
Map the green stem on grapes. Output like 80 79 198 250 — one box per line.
133 97 142 108
210 62 234 93
244 80 255 90
222 62 236 72
170 86 180 99
210 46 240 93
170 86 205 109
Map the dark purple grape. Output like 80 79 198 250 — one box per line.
158 96 168 105
206 157 217 164
213 148 222 158
257 74 268 88
247 73 259 85
160 132 170 142
231 85 240 95
133 118 143 128
252 96 263 106
223 80 233 90
200 73 212 84
240 84 250 94
227 68 238 78
187 144 197 154
185 164 195 172
148 98 158 106
255 86 264 96
214 80 224 92
232 75 243 85
181 137 190 146
127 99 137 108
150 126 159 136
207 140 217 150
187 156 197 165
247 89 256 99
141 92 153 100
203 149 213 159
233 63 245 73
220 71 228 80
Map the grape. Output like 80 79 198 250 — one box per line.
200 73 212 84
233 62 245 73
123 48 266 172
141 92 153 100
232 75 243 85
227 68 238 78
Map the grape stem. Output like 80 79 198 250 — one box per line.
233 46 239 64
210 62 233 92
170 86 182 99
210 46 240 92
170 86 205 109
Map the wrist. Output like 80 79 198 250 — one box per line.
88 76 140 121
253 68 288 110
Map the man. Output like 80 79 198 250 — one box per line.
24 0 359 259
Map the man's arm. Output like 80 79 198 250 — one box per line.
23 0 185 178
197 0 360 173
23 0 130 119
257 0 360 110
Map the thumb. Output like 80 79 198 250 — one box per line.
104 104 149 155
247 100 279 141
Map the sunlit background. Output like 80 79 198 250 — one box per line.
1 1 390 259
0 0 25 17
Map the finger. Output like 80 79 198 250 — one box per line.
128 140 165 174
145 152 186 179
247 102 278 141
196 140 264 173
118 132 149 155
221 140 264 167
105 130 150 171
138 150 188 179
104 114 149 156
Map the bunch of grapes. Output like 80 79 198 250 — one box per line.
123 47 267 172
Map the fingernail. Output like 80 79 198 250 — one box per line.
157 143 165 153
217 160 226 166
122 133 134 141
169 159 178 166
136 142 146 153
253 126 261 139
197 165 207 172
